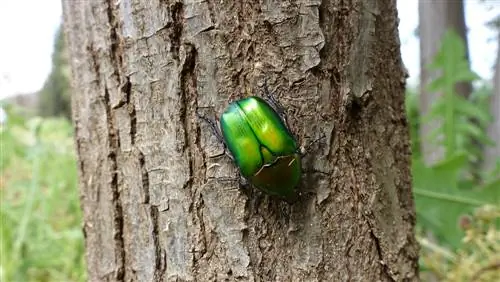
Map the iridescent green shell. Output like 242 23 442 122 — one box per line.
220 96 301 200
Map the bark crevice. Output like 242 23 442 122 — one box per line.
169 2 184 61
103 3 127 277
103 86 126 281
150 206 166 280
369 227 395 281
106 0 123 78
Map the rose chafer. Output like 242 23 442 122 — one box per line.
200 86 301 202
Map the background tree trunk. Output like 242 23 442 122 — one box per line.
419 0 471 165
484 32 500 171
63 0 419 281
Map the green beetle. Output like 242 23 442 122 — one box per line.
200 89 301 202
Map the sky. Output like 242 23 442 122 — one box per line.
0 1 62 99
0 0 499 100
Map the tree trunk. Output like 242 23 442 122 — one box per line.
484 32 500 171
63 0 419 281
419 0 472 165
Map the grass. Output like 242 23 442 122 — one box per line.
0 105 86 282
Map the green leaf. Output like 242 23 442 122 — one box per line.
455 122 485 140
414 28 498 251
455 96 492 124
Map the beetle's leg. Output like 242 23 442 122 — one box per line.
238 176 251 190
206 175 250 193
262 80 291 127
299 133 327 157
207 176 238 182
197 112 224 142
210 174 250 188
298 189 316 198
197 112 234 160
207 150 227 159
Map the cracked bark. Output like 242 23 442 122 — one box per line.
63 0 419 281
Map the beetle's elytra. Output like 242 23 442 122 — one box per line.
201 93 301 202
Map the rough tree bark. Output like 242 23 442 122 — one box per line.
63 0 419 281
484 32 500 171
419 0 472 165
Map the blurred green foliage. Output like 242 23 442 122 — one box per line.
38 27 71 119
0 104 85 281
406 30 500 279
419 205 500 281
